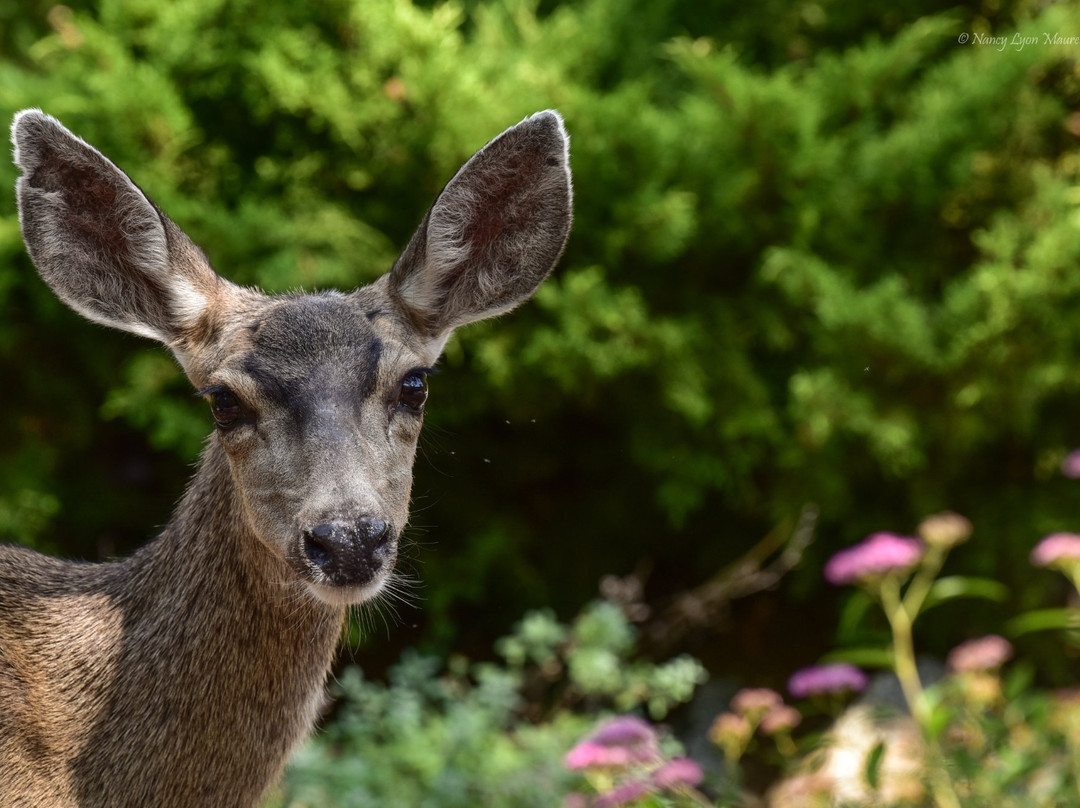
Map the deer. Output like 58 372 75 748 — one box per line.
0 108 571 807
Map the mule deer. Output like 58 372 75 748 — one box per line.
0 109 571 806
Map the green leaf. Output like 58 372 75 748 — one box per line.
1006 608 1080 637
836 589 879 643
1003 660 1036 702
864 740 886 790
820 646 894 669
920 575 1010 613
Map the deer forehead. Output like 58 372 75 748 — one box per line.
209 292 423 411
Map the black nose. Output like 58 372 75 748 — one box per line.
302 517 391 586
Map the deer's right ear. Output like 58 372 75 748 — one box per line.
385 110 572 347
11 110 223 345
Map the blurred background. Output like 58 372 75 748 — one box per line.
3 1 1080 798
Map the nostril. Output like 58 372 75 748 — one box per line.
303 522 347 571
357 517 389 546
303 531 334 570
311 523 335 539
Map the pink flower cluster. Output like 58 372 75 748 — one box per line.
652 758 705 790
564 716 658 769
564 716 703 807
788 663 869 699
726 687 801 734
730 687 782 718
947 635 1013 674
1031 533 1080 568
825 532 924 585
708 687 802 765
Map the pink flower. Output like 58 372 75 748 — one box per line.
589 716 657 749
564 716 659 770
788 663 868 699
652 757 704 789
824 533 924 585
730 687 782 718
947 635 1013 673
594 780 654 807
1031 533 1080 567
1062 450 1080 479
759 704 802 735
564 742 633 769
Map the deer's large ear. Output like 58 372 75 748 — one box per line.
11 110 224 345
385 110 572 342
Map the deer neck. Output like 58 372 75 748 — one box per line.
71 439 346 805
128 436 345 656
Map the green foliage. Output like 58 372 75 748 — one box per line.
270 600 703 807
3 0 1080 660
272 654 581 808
499 601 707 719
702 518 1080 806
935 673 1080 807
10 2 1080 803
726 679 1080 807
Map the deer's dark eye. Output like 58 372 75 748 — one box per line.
398 371 429 412
208 389 243 430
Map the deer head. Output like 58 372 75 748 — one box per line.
12 109 572 607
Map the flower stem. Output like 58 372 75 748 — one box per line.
902 544 946 619
880 579 928 723
774 731 798 759
1067 567 1080 600
879 577 962 808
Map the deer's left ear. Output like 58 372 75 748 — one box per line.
12 109 228 346
384 110 573 343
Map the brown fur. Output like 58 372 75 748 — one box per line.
1 109 572 806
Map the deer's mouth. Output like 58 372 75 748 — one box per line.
302 572 395 607
291 517 398 604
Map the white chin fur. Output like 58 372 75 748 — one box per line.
305 574 389 607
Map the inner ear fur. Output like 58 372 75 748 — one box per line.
12 109 224 345
387 110 573 340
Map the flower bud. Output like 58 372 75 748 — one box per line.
917 511 972 549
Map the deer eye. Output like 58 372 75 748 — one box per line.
398 371 429 412
205 388 243 430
